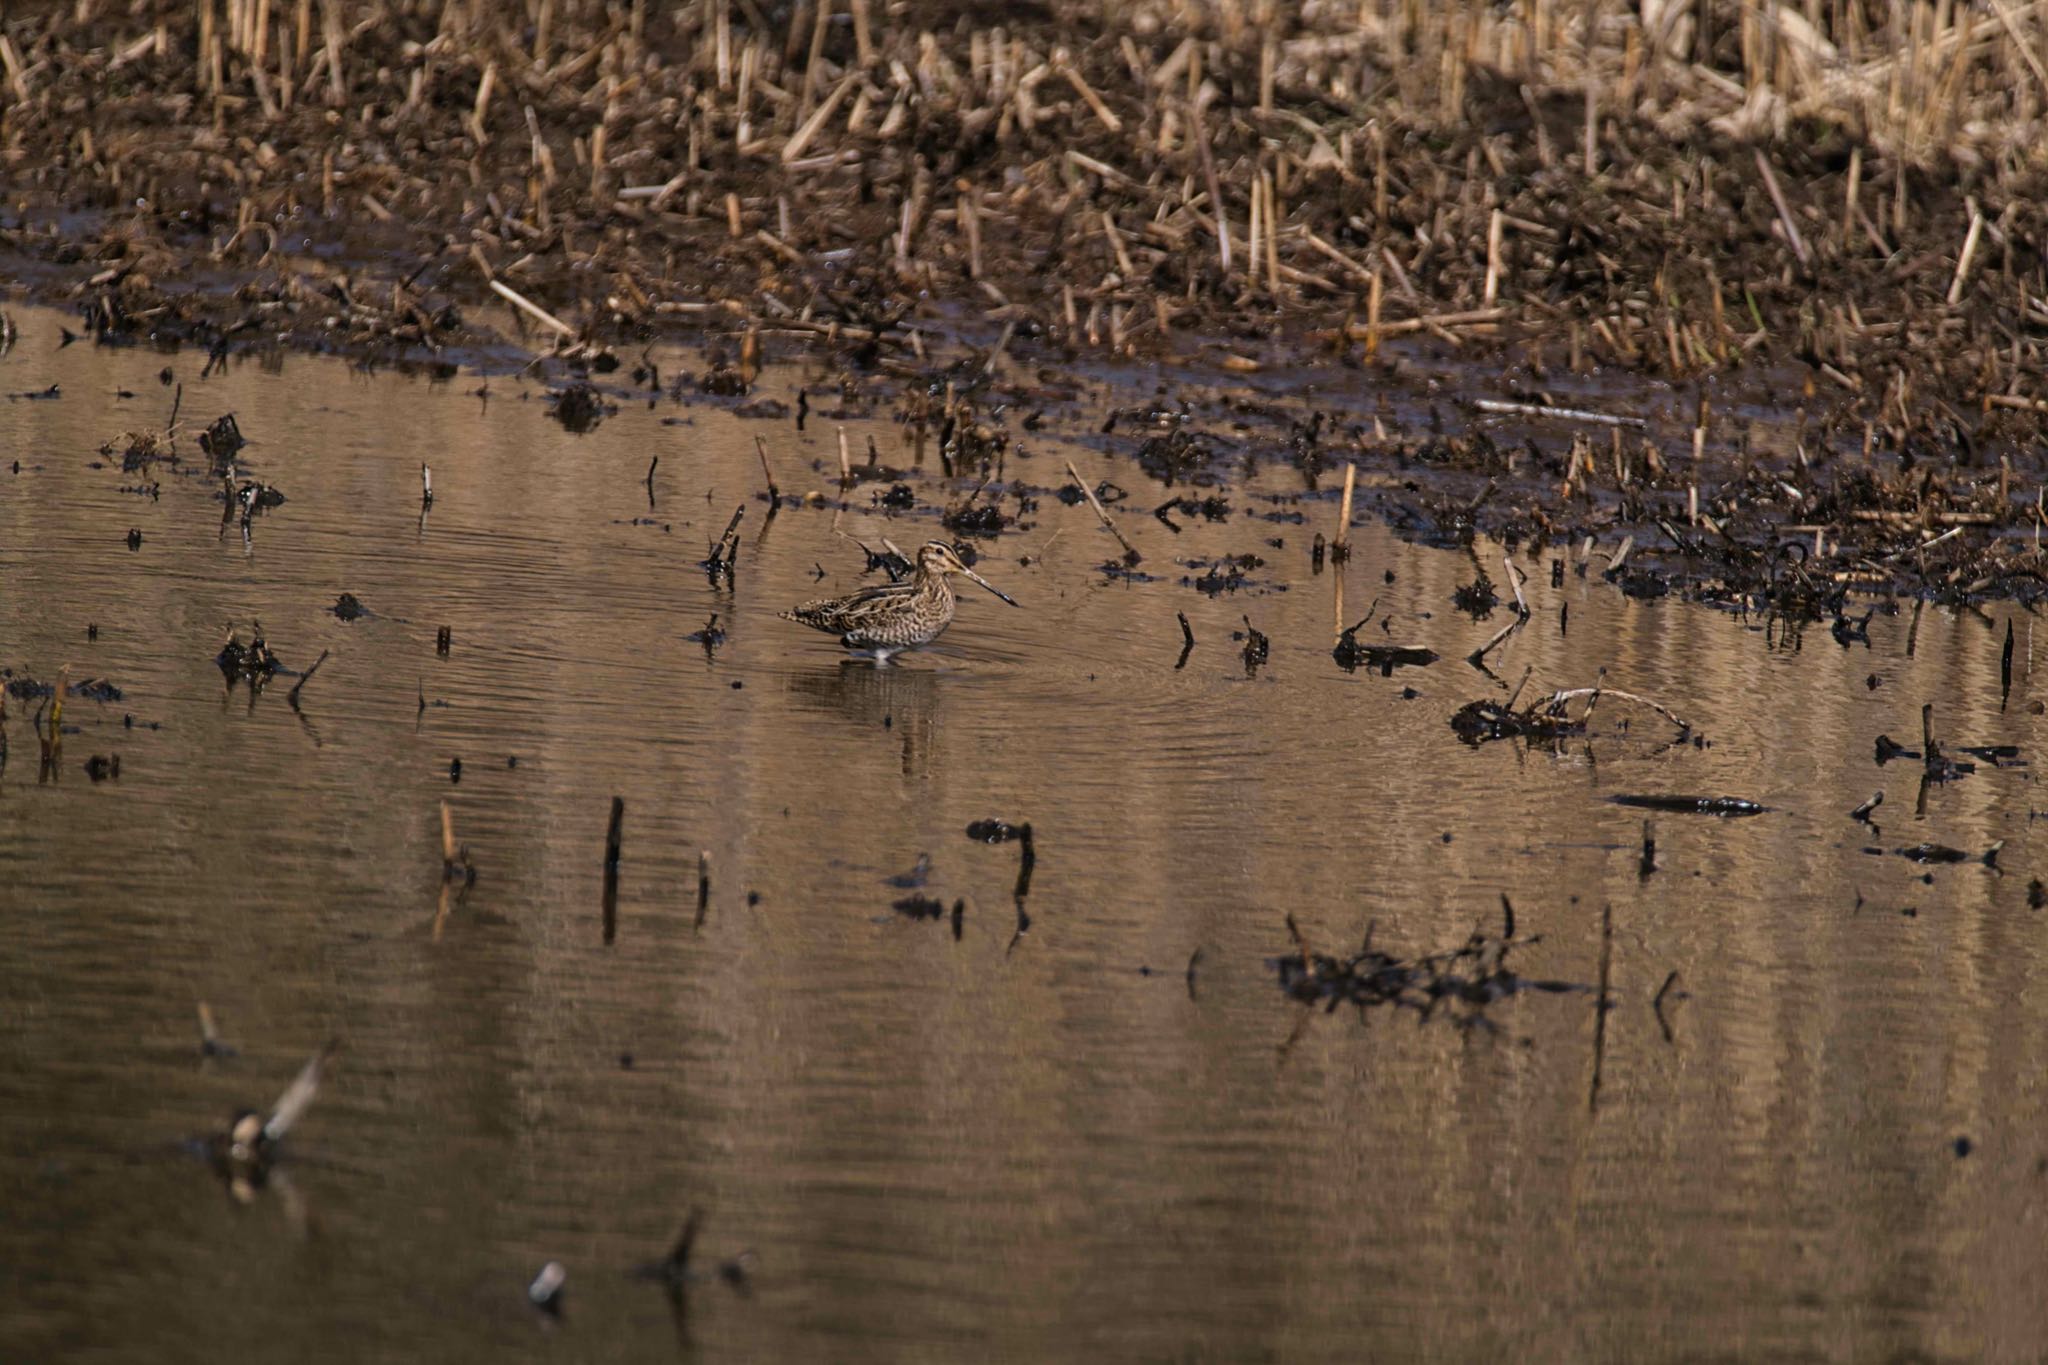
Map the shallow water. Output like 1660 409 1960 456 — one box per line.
1 304 2045 1362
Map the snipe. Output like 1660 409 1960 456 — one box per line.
781 540 1018 661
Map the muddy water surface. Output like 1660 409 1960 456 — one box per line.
2 307 2045 1362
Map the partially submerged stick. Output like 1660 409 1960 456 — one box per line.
602 796 624 945
694 850 711 930
1502 555 1529 618
1589 901 1613 1112
488 278 576 339
1332 462 1355 563
1545 687 1691 733
286 649 329 710
754 436 781 514
1064 459 1139 563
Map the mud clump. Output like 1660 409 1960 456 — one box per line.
549 383 606 434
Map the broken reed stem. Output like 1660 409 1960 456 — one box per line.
1482 208 1504 305
1503 555 1529 617
1191 100 1229 275
1468 616 1522 666
1840 145 1862 252
487 278 576 338
1753 150 1812 271
1473 398 1646 428
1332 308 1508 342
754 435 781 509
432 799 457 943
694 850 711 929
1333 461 1356 560
1064 458 1140 562
1948 209 1986 306
836 425 852 488
1365 268 1383 359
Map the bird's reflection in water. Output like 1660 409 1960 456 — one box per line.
784 659 941 777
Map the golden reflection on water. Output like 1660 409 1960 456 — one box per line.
2 306 2047 1360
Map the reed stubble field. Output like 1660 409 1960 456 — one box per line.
10 1 2048 603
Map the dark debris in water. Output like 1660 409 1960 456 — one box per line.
198 412 245 465
891 894 965 939
1452 685 1692 747
216 623 280 682
1239 616 1270 673
1332 602 1438 675
1450 698 1583 745
1890 841 2002 867
941 498 1009 537
1183 553 1269 596
1607 794 1768 817
1271 900 1585 1030
549 382 607 433
6 675 122 702
1452 566 1499 619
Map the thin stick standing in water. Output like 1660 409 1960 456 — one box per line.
2002 619 2014 710
754 436 781 516
602 796 624 945
1589 901 1613 1112
645 455 658 509
1063 459 1139 562
694 851 711 930
421 463 433 506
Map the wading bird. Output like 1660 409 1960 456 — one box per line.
781 540 1018 662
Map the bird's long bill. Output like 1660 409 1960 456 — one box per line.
961 566 1019 606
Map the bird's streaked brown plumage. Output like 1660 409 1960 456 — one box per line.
781 541 1018 660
